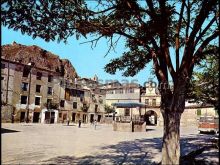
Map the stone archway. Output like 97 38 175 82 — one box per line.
144 110 158 125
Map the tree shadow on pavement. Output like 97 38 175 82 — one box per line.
1 128 20 134
41 134 218 165
180 134 218 155
42 138 162 165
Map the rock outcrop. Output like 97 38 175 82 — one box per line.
1 42 78 78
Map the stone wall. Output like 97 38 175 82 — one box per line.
113 121 146 132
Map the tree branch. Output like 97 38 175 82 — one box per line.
189 31 219 74
194 16 217 46
187 0 217 47
175 0 185 72
145 0 157 19
90 6 116 14
158 0 175 81
181 0 217 76
80 35 104 49
185 0 191 39
151 50 166 82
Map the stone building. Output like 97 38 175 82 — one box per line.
1 42 217 126
104 82 141 120
1 42 105 124
1 58 61 123
103 79 217 127
140 81 217 126
77 76 106 123
140 81 161 125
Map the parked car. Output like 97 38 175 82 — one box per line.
198 116 219 134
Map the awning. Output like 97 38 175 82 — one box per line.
111 102 146 108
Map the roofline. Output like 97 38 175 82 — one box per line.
1 58 60 75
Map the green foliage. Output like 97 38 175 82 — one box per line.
2 0 218 80
104 104 115 114
187 53 219 110
1 1 219 163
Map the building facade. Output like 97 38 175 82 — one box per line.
1 43 217 126
1 59 61 123
1 48 105 124
104 82 141 121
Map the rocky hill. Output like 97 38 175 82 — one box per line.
1 42 78 78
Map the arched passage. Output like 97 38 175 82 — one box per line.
144 110 158 125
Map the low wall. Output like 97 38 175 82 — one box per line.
133 121 146 132
113 121 146 132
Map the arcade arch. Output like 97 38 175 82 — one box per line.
144 110 159 125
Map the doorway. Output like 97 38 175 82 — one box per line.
145 110 157 125
33 112 40 123
90 114 94 123
83 114 87 123
72 113 76 122
20 112 25 122
98 115 101 122
62 113 67 123
45 111 55 124
45 112 50 123
50 112 55 123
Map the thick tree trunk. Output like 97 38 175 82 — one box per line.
159 75 188 164
161 111 182 164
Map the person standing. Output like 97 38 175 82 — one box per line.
78 119 82 128
94 119 97 130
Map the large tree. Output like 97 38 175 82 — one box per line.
1 0 219 164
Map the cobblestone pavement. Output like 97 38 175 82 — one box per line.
2 123 219 164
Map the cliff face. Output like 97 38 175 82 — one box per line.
1 42 78 78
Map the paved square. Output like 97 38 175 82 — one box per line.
2 123 218 164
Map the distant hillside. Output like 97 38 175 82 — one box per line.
1 42 78 78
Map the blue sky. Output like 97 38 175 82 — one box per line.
2 26 155 86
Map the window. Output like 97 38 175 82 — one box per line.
197 109 201 116
1 63 5 69
79 91 84 102
65 88 70 100
23 66 30 77
21 82 28 91
95 104 98 112
21 95 27 104
36 72 42 80
48 75 53 82
35 97 41 105
36 85 41 93
70 89 77 97
152 99 156 106
115 89 123 94
47 99 52 107
1 77 4 80
145 99 149 105
60 100 65 107
80 96 84 102
127 88 134 93
125 108 130 116
107 90 114 94
73 102 77 109
48 87 52 95
76 90 81 97
59 113 62 118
